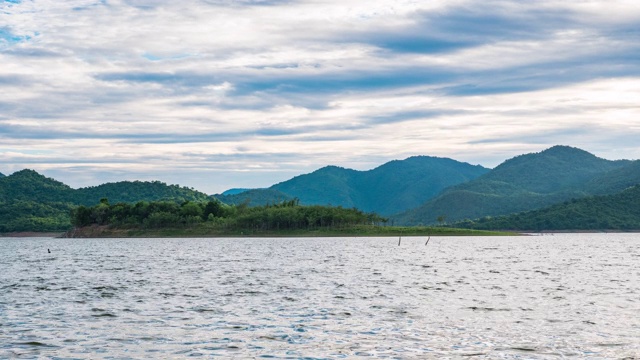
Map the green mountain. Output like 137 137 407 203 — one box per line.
3 146 637 232
0 169 76 203
215 188 293 207
221 188 252 196
75 181 210 205
0 170 77 232
457 185 640 231
582 160 640 195
0 169 212 232
0 172 5 177
263 156 490 215
394 146 633 225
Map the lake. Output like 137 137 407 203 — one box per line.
1 234 639 359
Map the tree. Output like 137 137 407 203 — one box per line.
180 201 203 218
203 200 223 219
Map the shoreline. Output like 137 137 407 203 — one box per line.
1 232 65 238
3 229 638 239
60 225 517 238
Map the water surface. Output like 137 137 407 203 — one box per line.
1 234 639 358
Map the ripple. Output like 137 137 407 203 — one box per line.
1 234 639 358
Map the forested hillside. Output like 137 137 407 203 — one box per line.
2 146 639 233
246 156 490 215
215 188 292 207
394 146 634 225
0 170 212 232
0 169 76 203
456 185 640 231
75 181 210 205
582 160 640 195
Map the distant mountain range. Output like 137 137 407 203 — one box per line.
392 146 636 225
2 145 640 232
216 156 490 216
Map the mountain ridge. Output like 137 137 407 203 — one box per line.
392 145 635 225
457 184 640 231
2 145 639 232
0 170 214 232
268 156 490 215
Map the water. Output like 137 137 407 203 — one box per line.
1 234 639 359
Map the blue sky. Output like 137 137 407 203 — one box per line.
1 0 640 193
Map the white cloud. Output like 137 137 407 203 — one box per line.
1 0 640 193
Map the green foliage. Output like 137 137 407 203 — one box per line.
71 198 386 233
582 160 640 195
0 169 75 203
75 180 211 205
0 169 213 232
478 145 627 192
203 200 224 219
214 188 293 207
266 156 489 215
0 201 74 232
456 185 640 231
3 146 639 233
394 146 636 225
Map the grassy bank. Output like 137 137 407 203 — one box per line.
64 224 516 238
1 232 65 237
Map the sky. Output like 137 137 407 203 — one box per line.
1 0 640 194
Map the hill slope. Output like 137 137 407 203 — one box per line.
0 170 212 232
268 156 490 215
214 188 293 207
75 181 210 205
582 160 640 195
394 146 633 225
457 185 640 231
0 169 76 203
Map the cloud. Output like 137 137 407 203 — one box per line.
1 0 640 193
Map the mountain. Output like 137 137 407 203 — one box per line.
0 170 211 205
271 165 360 207
0 172 5 177
582 160 640 195
0 169 76 203
0 170 78 232
394 146 633 225
266 156 490 215
457 184 640 231
220 188 252 196
474 146 629 192
75 181 210 205
0 169 213 232
215 188 293 207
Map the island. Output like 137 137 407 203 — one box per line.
63 199 513 238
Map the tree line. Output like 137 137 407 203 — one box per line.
454 185 640 231
71 198 387 231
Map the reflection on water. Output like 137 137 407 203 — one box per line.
1 234 639 358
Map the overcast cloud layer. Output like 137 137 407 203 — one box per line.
2 0 640 193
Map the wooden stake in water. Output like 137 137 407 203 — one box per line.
425 236 431 246
398 236 401 246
